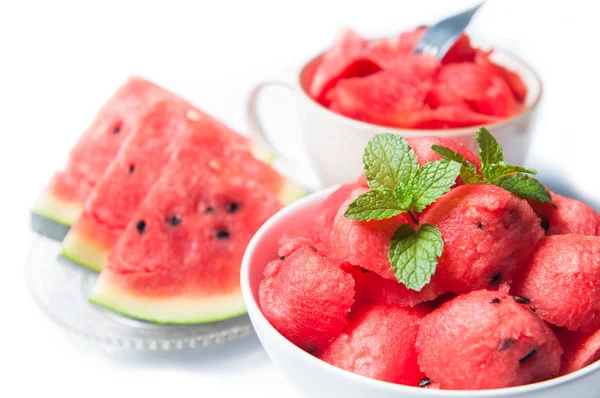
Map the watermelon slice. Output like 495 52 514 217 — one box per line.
309 28 378 104
31 77 174 240
89 118 306 324
60 100 247 271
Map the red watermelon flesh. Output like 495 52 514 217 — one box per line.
89 123 305 324
328 188 413 280
259 245 355 352
417 290 562 390
528 191 600 236
328 69 433 128
512 235 600 332
415 105 502 129
309 28 377 104
406 136 481 184
32 77 174 229
318 303 426 386
475 50 528 102
420 184 544 295
364 28 426 67
351 267 440 308
554 327 600 375
429 62 521 117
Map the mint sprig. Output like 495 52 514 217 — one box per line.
344 134 461 291
433 128 555 207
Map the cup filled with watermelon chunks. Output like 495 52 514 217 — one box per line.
247 27 542 188
241 130 600 397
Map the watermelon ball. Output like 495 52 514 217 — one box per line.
553 327 600 375
512 235 600 332
420 184 544 295
417 290 562 390
328 187 413 280
259 245 355 352
318 303 427 386
528 191 600 236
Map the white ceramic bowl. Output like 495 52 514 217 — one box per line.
240 187 600 398
247 48 542 188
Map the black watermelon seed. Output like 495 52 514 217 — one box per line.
491 298 501 304
205 206 215 214
167 215 181 226
541 218 550 231
490 272 502 285
476 221 485 230
112 125 121 135
513 295 531 305
280 256 285 261
128 164 135 174
419 378 432 388
226 202 240 213
498 339 515 351
531 307 537 313
215 229 230 239
519 349 538 364
136 220 146 234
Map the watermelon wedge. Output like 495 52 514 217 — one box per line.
31 77 174 240
89 116 305 324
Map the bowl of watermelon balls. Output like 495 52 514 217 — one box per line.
241 129 600 397
249 27 542 188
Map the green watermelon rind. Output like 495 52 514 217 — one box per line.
89 275 247 324
31 188 83 229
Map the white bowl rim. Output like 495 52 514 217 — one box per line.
241 187 600 397
295 45 543 138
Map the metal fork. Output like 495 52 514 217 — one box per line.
413 2 485 60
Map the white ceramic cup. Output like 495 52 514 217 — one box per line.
240 187 600 398
247 48 542 189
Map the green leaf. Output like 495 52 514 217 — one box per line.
394 182 414 209
493 174 555 207
431 144 483 184
363 134 419 191
389 224 444 291
476 128 503 166
410 160 462 212
344 189 405 221
481 162 537 183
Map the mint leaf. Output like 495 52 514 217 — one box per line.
431 144 483 184
410 160 462 212
344 189 405 221
363 134 419 191
482 162 537 183
394 182 414 209
389 224 443 291
476 128 503 165
494 174 555 207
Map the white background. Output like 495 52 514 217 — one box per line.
1 0 599 397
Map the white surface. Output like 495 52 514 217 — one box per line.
241 189 600 398
1 0 599 397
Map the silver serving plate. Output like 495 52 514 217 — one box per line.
25 234 253 350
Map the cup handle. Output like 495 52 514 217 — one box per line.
246 80 320 191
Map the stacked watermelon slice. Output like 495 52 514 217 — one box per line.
32 77 305 324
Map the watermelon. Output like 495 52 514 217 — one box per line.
328 187 413 280
417 290 562 390
512 235 600 332
318 303 427 385
259 245 355 351
528 191 600 236
554 327 600 375
308 28 378 104
31 77 174 240
60 100 271 272
420 184 544 295
89 120 306 324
